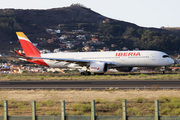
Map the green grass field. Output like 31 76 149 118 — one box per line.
1 72 180 81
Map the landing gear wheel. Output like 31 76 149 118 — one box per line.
85 72 88 75
81 72 85 75
85 71 91 75
80 71 91 75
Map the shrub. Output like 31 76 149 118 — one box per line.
128 74 131 78
6 75 11 79
41 100 54 107
72 103 91 112
159 96 170 103
161 108 171 115
139 74 147 78
95 98 101 103
106 75 111 78
116 97 125 101
174 108 180 115
36 102 41 110
75 111 84 115
95 98 108 104
136 96 144 103
0 101 3 107
115 108 122 115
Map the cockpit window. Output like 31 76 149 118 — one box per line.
162 55 169 58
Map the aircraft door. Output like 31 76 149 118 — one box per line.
152 53 156 60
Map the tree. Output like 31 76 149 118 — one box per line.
70 3 87 8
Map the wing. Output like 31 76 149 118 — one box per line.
15 49 119 67
32 57 119 67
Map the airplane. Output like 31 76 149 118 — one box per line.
15 32 177 75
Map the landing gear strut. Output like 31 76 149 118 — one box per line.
160 66 165 74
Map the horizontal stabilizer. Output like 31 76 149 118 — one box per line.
15 50 32 60
15 50 25 57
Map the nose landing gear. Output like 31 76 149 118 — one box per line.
160 66 165 74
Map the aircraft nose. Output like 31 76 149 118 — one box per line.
169 58 175 64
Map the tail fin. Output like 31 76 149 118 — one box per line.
16 32 49 67
16 32 41 57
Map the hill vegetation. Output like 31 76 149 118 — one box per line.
99 23 180 52
0 4 179 54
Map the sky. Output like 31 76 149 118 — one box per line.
1 0 180 28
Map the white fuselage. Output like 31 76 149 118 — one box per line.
41 50 174 68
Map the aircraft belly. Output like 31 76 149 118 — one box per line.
138 60 147 66
120 59 146 67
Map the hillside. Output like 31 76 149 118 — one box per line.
0 5 179 55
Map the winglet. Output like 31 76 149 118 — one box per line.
16 32 41 57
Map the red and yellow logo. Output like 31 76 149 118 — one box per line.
91 67 100 70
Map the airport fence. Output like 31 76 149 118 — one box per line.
2 100 180 120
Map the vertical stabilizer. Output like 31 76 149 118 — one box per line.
16 32 49 67
16 32 41 57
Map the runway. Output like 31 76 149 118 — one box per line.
0 80 180 89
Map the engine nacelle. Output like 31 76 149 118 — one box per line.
90 62 108 73
116 67 133 72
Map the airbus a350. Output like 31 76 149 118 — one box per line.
15 32 177 75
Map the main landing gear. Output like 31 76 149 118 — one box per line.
80 71 91 75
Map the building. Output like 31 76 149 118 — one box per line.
103 47 109 51
111 44 117 47
76 35 86 40
66 43 74 49
82 46 90 51
92 38 98 43
47 39 54 44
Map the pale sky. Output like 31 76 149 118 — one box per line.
1 0 180 28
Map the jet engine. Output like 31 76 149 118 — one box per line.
116 67 133 72
90 62 108 73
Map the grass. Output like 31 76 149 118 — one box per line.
136 96 144 103
5 96 180 116
0 89 180 116
72 102 91 114
41 100 55 107
1 72 180 81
